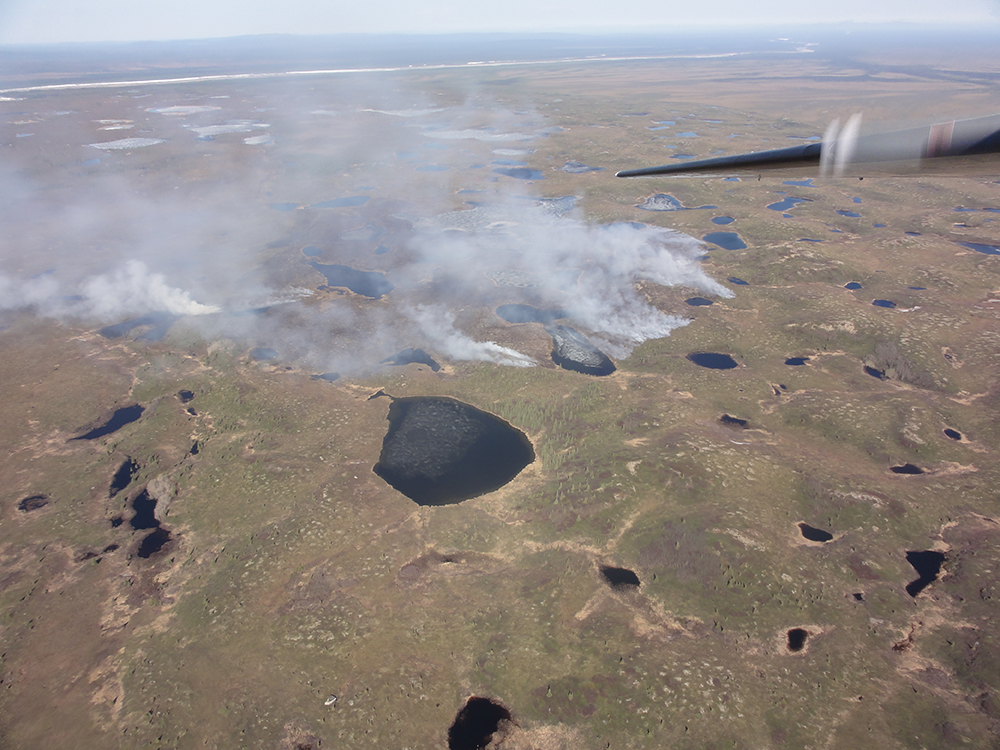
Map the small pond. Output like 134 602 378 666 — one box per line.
943 428 962 440
798 523 832 542
905 550 945 597
495 304 567 324
956 241 1000 256
448 697 512 750
492 167 544 180
685 297 714 307
784 357 809 366
711 216 735 225
767 196 810 212
381 347 441 371
308 262 394 298
702 232 746 250
72 404 144 441
687 352 738 370
547 325 616 376
727 277 749 286
600 566 640 588
872 299 896 309
844 282 862 290
787 628 809 652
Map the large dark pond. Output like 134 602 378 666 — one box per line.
905 550 945 597
374 397 534 506
308 262 394 298
72 404 144 441
495 304 567 324
702 232 747 250
685 297 714 307
547 325 616 376
787 628 809 652
687 352 738 370
98 312 177 341
601 566 640 588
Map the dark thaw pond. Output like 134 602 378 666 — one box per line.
712 216 735 225
373 396 534 506
872 299 896 308
492 167 544 180
767 196 810 212
448 697 511 750
844 282 862 290
891 463 924 474
905 550 945 597
308 261 394 298
728 277 749 286
71 404 144 441
798 523 832 542
495 303 567 324
601 566 640 588
702 232 746 250
784 357 809 366
687 352 738 370
944 428 962 440
956 241 1000 255
546 325 616 376
562 160 603 173
17 494 49 512
685 297 714 306
787 628 809 652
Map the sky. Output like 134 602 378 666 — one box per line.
0 0 996 44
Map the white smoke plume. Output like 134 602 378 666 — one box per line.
77 260 221 320
406 304 536 367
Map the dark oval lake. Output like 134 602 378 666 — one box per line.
374 396 534 506
872 299 896 309
711 216 735 225
784 357 809 366
600 566 640 588
845 282 862 290
702 232 746 250
798 523 832 542
687 352 738 370
685 297 714 307
943 428 962 440
728 277 749 286
787 628 809 652
956 241 1000 256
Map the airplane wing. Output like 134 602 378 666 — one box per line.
617 113 1000 179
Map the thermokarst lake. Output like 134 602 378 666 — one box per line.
2 26 1000 750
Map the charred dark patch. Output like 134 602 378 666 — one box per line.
891 463 924 475
719 414 747 428
17 494 49 512
448 696 512 750
600 566 640 588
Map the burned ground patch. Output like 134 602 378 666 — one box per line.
16 494 49 512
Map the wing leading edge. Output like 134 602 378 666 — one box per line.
617 113 1000 179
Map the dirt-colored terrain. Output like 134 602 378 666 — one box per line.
2 32 1000 749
